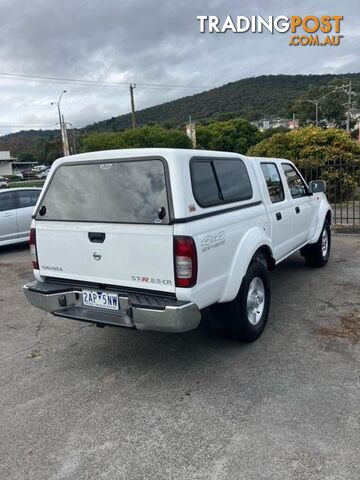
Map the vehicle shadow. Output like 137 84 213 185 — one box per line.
72 323 246 380
0 242 29 256
71 252 320 370
17 251 320 375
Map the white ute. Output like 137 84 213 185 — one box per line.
24 149 331 342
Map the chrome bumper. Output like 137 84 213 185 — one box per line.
23 281 201 333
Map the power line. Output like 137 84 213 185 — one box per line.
0 71 211 90
0 73 214 135
0 74 128 89
0 125 78 128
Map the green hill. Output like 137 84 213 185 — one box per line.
84 73 360 131
1 73 360 162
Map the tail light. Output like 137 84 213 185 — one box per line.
174 236 197 288
29 228 39 270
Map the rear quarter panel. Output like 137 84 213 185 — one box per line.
174 205 269 308
171 153 270 309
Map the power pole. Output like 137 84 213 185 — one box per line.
62 115 70 156
51 90 68 156
129 84 136 129
305 88 339 127
64 122 76 155
306 99 319 126
346 80 352 133
185 115 197 148
72 131 77 154
334 81 356 133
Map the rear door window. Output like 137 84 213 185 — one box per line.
190 161 221 206
213 159 252 202
260 163 284 203
37 159 169 224
191 158 252 208
17 190 41 208
0 192 16 212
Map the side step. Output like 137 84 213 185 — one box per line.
53 306 135 328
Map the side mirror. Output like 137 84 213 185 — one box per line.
309 180 326 194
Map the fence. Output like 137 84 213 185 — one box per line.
299 160 360 227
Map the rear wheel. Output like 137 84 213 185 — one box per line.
302 220 331 268
213 260 271 342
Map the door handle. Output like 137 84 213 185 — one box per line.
276 212 282 221
295 206 300 214
2 212 13 217
88 232 106 243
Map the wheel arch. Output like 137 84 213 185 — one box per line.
309 199 332 244
251 245 276 271
218 226 273 303
325 209 332 225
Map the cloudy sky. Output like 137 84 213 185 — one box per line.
0 0 359 136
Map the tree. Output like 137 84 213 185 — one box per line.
196 118 260 154
248 126 360 162
292 87 345 127
81 125 192 152
260 127 290 140
43 138 62 163
248 126 360 201
292 77 360 128
17 152 36 162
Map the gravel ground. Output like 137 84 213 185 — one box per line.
0 235 359 480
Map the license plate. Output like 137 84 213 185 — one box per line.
82 290 119 310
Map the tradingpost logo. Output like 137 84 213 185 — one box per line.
197 15 344 47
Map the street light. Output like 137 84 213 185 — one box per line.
305 89 338 127
51 90 69 156
305 99 321 127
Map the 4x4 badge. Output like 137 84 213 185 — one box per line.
93 252 102 261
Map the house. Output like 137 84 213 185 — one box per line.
0 151 16 176
288 119 299 130
251 117 290 131
350 109 360 120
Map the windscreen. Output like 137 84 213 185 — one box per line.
37 159 169 224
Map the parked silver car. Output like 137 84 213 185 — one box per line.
0 176 9 188
0 188 41 246
36 168 50 179
13 169 24 179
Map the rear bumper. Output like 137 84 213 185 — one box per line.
23 281 201 333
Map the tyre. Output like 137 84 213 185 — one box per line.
213 260 271 342
303 220 331 268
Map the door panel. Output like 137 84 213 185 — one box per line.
292 197 316 246
16 206 35 239
281 163 316 247
16 190 41 238
0 191 18 244
267 203 295 260
260 162 297 260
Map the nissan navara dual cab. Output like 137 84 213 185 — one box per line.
24 149 331 342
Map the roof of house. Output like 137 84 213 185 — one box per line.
0 151 16 162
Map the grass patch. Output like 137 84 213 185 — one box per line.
8 180 45 188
